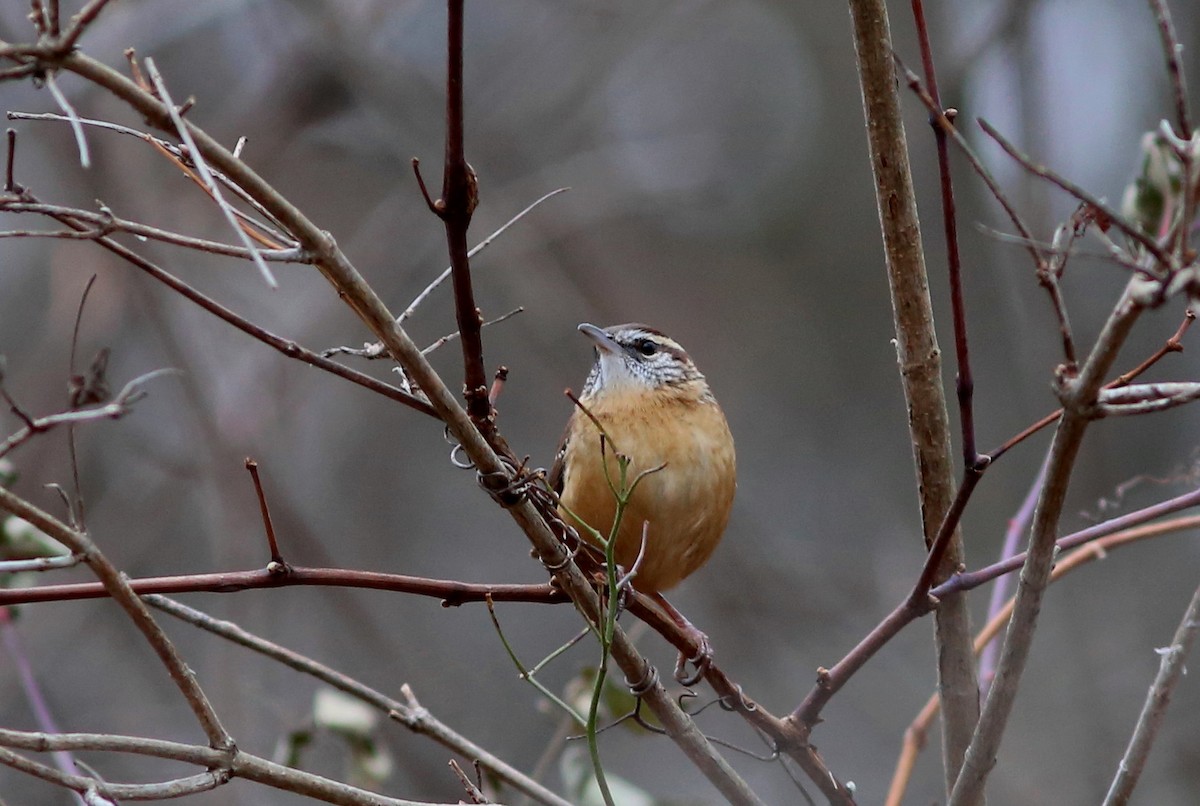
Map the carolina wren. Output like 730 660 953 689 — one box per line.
551 323 736 679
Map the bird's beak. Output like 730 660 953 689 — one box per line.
577 322 621 355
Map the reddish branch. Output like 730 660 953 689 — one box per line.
910 0 979 467
11 190 438 418
888 513 1200 806
415 0 491 438
0 567 563 607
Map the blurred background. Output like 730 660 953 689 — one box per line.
1 0 1199 803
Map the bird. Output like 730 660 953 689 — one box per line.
550 322 736 681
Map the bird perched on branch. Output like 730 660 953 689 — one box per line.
550 322 736 681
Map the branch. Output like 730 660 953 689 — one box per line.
0 566 563 607
0 727 463 805
42 72 89 169
0 486 234 751
0 200 306 260
12 195 437 418
8 110 297 245
897 59 1043 266
978 118 1174 270
949 285 1145 804
0 367 178 460
1095 382 1200 415
846 1 980 792
145 595 574 806
41 47 774 804
0 745 222 800
432 0 490 433
1102 580 1200 805
1146 0 1192 140
398 187 568 325
986 309 1194 461
888 513 1200 806
793 476 1200 734
142 57 277 288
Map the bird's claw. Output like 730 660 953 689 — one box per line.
673 638 712 686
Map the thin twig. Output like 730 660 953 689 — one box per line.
949 284 1145 804
0 487 234 751
42 72 89 169
0 368 179 460
1146 0 1192 140
1096 382 1200 415
399 187 568 324
141 58 277 288
0 201 306 260
422 307 523 355
0 726 455 805
0 555 80 573
1102 580 1200 805
986 309 1195 460
145 595 574 806
58 0 115 52
5 128 19 192
0 746 223 801
66 273 99 531
20 199 436 417
909 0 979 468
888 514 1200 806
449 759 487 804
7 111 296 244
978 117 1173 270
897 57 1043 266
244 459 284 567
0 566 564 607
53 49 791 804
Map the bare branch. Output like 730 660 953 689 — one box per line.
847 3 980 792
0 726 463 805
0 200 307 260
422 307 523 356
0 555 79 573
0 566 564 607
10 200 436 418
949 285 1145 804
0 487 234 751
889 514 1200 806
144 595 574 806
0 367 179 460
0 745 223 800
399 187 568 325
897 57 1043 265
978 117 1174 270
1103 580 1200 805
42 73 88 169
1146 0 1192 139
8 110 297 244
1096 381 1200 415
141 57 278 288
58 0 115 52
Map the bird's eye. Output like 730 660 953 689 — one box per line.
635 338 658 357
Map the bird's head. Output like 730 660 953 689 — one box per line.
577 322 711 401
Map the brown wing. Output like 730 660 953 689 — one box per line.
547 421 570 495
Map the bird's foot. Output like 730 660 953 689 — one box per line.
674 636 712 687
650 592 712 686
